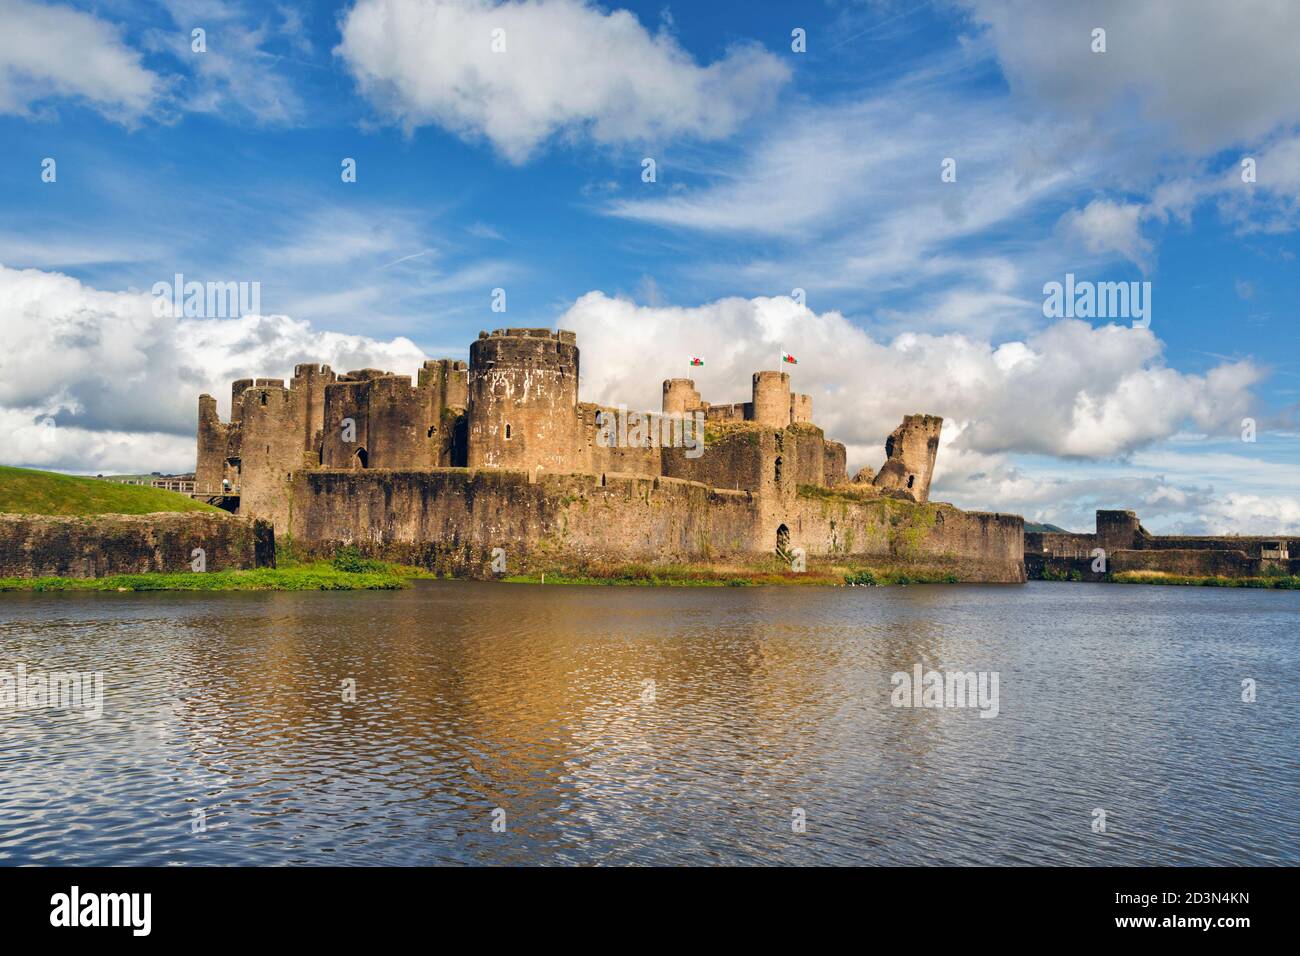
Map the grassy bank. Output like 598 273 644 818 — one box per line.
1110 570 1300 589
501 557 964 587
0 465 220 515
0 547 432 593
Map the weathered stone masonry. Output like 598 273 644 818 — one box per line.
0 513 274 579
1025 510 1298 579
198 327 1024 581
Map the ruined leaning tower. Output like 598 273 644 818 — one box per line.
467 328 580 472
872 414 943 503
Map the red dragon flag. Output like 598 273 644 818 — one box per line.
689 357 704 366
782 351 798 365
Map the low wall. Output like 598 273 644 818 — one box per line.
792 493 1025 582
287 468 755 572
1113 548 1261 577
286 469 1025 581
1026 548 1294 580
0 513 274 579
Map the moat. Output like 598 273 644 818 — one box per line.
1 582 1295 866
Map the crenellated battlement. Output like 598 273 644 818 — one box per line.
197 326 942 537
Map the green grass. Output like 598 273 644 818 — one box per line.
0 561 409 592
0 465 220 515
844 568 959 586
499 556 968 587
1110 570 1300 589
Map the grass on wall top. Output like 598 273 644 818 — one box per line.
0 466 222 515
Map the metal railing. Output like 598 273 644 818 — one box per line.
99 476 237 496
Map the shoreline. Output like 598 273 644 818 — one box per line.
4 560 1296 594
0 558 423 592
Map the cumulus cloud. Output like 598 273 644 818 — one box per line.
0 264 427 473
1056 198 1153 271
557 291 1263 467
958 0 1300 152
932 437 1300 535
0 0 160 120
335 0 790 163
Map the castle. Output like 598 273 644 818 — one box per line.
1025 510 1297 579
195 328 1024 580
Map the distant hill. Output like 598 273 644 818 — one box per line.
0 466 221 516
1024 521 1070 533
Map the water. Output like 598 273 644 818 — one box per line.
0 581 1295 866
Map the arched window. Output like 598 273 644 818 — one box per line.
776 524 790 553
505 423 512 440
774 456 783 483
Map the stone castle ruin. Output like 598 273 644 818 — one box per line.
1026 510 1298 579
196 328 1025 580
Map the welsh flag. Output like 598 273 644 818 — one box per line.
689 357 704 366
782 351 798 365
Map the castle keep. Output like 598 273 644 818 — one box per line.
196 328 1025 581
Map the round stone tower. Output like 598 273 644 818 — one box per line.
751 371 792 429
468 328 579 472
662 378 702 415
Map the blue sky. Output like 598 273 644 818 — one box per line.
0 0 1297 533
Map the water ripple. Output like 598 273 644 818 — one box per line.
0 581 1296 865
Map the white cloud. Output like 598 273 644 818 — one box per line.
600 64 1095 315
335 0 790 163
557 291 1263 465
931 437 1300 536
145 0 307 124
1056 199 1152 271
958 0 1300 153
0 264 427 473
0 0 160 121
1 267 1286 533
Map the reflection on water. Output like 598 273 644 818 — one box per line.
0 581 1296 866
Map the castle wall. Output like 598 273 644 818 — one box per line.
367 376 435 469
662 426 767 492
0 512 273 578
321 379 372 470
823 441 847 487
419 359 469 467
284 469 1022 581
705 402 750 422
1024 511 1295 579
286 469 758 568
789 495 1025 582
578 403 665 477
292 363 336 454
784 425 827 488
